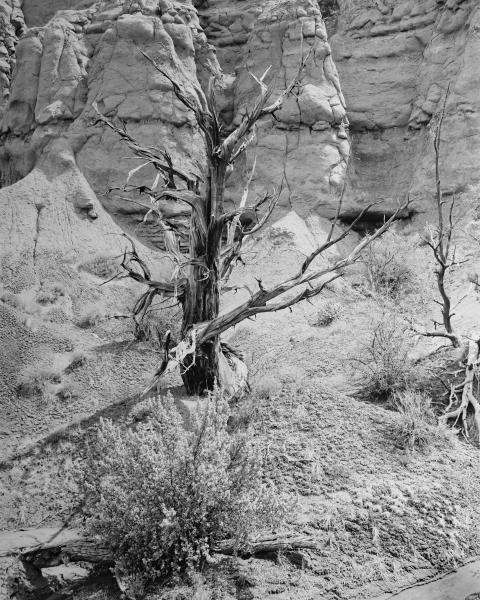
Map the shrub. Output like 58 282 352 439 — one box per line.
77 304 104 328
392 390 454 451
254 374 282 399
79 391 286 596
313 301 342 327
65 351 88 372
56 380 80 400
80 255 120 279
17 365 62 397
36 281 67 305
134 307 181 347
0 287 22 309
364 233 415 297
355 319 415 402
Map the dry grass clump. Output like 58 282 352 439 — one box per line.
36 281 67 305
80 255 120 280
314 301 342 327
17 365 62 397
66 351 89 372
254 374 282 399
0 287 22 310
364 232 416 297
77 303 105 328
134 307 181 347
56 379 81 400
392 390 454 451
355 319 417 402
79 391 287 597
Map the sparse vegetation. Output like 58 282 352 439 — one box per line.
364 232 415 297
77 303 104 328
36 281 67 305
56 380 80 400
65 351 89 372
80 255 120 280
314 301 342 326
134 306 181 347
0 286 22 309
79 391 287 596
17 365 62 397
254 374 282 399
355 319 416 402
392 390 454 451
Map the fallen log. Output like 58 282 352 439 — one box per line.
21 536 113 568
213 534 319 557
7 531 319 600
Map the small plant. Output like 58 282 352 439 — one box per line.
0 287 21 309
79 391 286 596
134 307 181 347
392 390 454 451
314 301 342 327
355 319 416 402
254 374 282 399
56 380 80 400
65 351 89 372
80 255 120 279
77 304 104 328
17 365 62 397
364 232 415 297
36 281 67 305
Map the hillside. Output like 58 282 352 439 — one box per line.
1 1 480 600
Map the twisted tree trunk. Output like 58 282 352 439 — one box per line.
180 163 224 395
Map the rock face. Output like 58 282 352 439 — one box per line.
0 0 479 269
0 0 350 256
329 0 480 210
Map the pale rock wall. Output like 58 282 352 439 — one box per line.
200 0 350 217
0 0 25 157
0 0 350 252
329 0 480 211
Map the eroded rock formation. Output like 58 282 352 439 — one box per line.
329 0 480 210
0 0 350 254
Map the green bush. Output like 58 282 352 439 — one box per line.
392 390 454 451
79 391 286 596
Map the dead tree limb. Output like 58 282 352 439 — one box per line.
419 84 460 348
7 532 319 600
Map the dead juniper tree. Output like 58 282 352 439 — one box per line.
416 86 462 348
94 49 407 397
411 86 480 440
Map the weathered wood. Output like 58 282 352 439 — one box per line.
441 334 480 441
21 537 113 568
8 531 318 600
213 534 319 557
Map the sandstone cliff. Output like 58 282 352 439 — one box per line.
0 0 350 253
329 0 479 211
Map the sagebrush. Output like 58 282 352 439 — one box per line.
392 390 454 451
79 391 286 596
364 232 416 297
355 319 416 402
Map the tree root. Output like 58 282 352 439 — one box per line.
441 335 480 442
